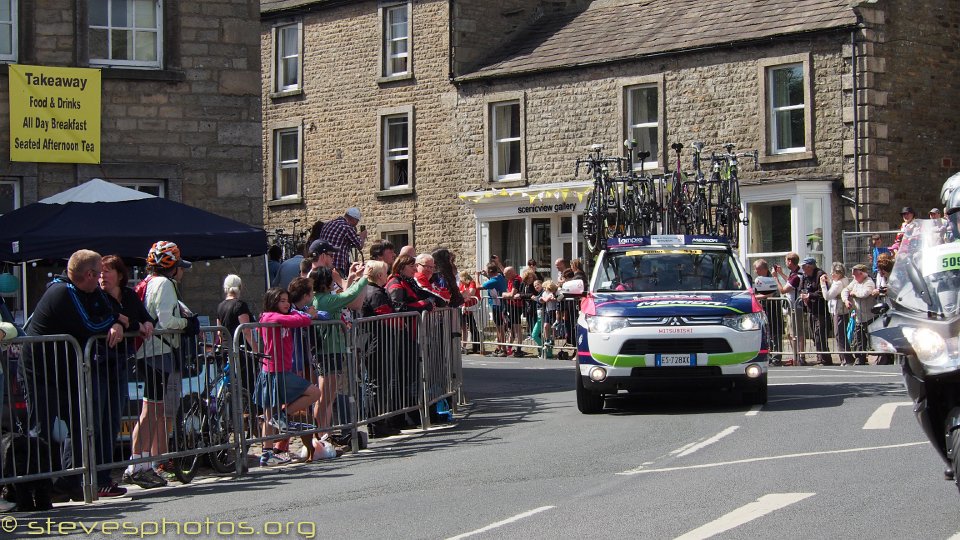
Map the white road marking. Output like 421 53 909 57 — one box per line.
745 405 762 416
863 402 913 429
618 441 926 475
673 426 739 457
445 506 555 540
946 532 960 540
673 493 815 540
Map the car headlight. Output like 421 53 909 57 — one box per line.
722 312 764 331
585 315 629 334
902 327 958 372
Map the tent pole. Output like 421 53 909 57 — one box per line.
263 254 270 290
20 262 28 323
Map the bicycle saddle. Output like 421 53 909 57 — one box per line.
636 151 651 161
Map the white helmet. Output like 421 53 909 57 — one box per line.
941 171 960 206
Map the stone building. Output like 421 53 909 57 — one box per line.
261 0 960 276
1 0 263 318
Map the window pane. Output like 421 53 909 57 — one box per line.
772 66 803 108
390 56 407 75
90 29 108 58
0 25 10 55
804 198 823 261
134 0 156 27
631 126 658 160
281 26 298 57
280 168 297 197
279 131 298 161
111 29 131 59
747 201 792 254
495 103 519 139
387 117 408 149
389 7 407 38
630 87 657 124
488 219 525 269
0 183 16 215
90 0 108 26
497 141 520 176
282 58 298 87
135 31 157 61
111 0 130 27
775 109 805 149
0 0 11 20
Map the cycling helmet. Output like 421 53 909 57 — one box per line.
146 241 192 269
941 171 960 206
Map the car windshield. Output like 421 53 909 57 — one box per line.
592 248 746 292
887 218 960 316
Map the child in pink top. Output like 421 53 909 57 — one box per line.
253 287 322 466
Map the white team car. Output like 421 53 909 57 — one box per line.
575 235 768 413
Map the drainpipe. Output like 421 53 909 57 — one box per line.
851 30 861 232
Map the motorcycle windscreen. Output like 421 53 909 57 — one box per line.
887 218 960 316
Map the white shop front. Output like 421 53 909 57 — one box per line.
459 181 591 279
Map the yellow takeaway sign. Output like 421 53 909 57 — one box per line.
9 64 101 164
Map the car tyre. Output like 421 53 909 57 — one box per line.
576 371 604 414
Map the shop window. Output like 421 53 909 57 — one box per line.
273 22 302 95
488 219 524 269
89 0 162 68
0 0 17 62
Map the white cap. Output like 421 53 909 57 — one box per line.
346 207 361 220
0 321 15 341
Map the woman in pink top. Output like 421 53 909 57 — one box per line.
254 287 322 466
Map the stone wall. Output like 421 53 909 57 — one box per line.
1 0 263 317
857 0 960 230
262 0 464 259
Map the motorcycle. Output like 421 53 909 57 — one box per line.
870 217 960 490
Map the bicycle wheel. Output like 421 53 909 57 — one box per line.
170 403 203 484
727 177 743 246
208 389 251 474
583 189 603 255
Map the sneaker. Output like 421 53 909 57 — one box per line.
268 411 288 431
513 349 528 358
97 482 128 498
0 499 15 513
122 469 167 489
154 463 178 483
259 450 291 467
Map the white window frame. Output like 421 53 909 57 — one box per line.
740 180 834 266
490 100 523 182
0 0 18 62
381 111 412 191
769 63 805 154
624 82 662 170
273 126 302 201
759 54 814 163
88 0 163 69
115 179 165 198
0 178 20 216
272 21 302 95
382 3 411 78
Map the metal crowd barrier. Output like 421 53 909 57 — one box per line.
758 295 894 366
460 291 582 359
0 335 88 501
0 309 464 506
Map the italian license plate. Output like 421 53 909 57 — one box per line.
657 353 693 366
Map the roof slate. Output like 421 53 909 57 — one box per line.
459 0 859 80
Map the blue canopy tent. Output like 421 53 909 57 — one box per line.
0 179 267 314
